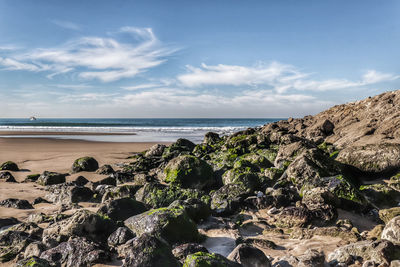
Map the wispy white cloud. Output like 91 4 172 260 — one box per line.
58 93 117 102
178 62 400 93
52 84 93 90
121 83 161 91
0 27 176 82
51 20 81 31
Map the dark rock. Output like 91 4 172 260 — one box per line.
95 164 114 175
101 184 142 202
163 155 215 190
42 209 117 246
91 176 116 189
125 207 200 245
0 171 16 182
227 244 271 267
107 227 135 247
122 234 180 267
73 175 89 186
381 215 400 245
145 144 167 157
0 161 19 171
37 171 66 186
24 241 46 258
40 237 110 267
0 198 33 209
0 230 35 262
15 256 51 267
112 171 135 184
162 138 196 159
321 119 335 135
97 197 147 221
302 187 339 226
172 243 209 263
71 156 99 173
32 197 51 205
267 206 311 228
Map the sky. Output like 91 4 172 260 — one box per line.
0 0 399 118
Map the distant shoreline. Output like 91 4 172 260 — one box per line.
0 131 136 136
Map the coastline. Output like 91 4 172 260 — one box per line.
0 131 136 136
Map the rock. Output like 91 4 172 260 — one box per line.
97 197 148 221
163 155 214 190
42 209 117 246
321 119 335 135
222 167 260 191
45 184 93 204
0 217 19 228
0 229 37 262
71 156 99 173
162 138 196 160
263 187 300 209
95 164 115 174
15 256 51 267
0 198 33 209
203 132 221 144
101 184 142 202
168 198 211 223
0 161 19 171
32 197 51 205
122 234 180 267
40 237 110 267
327 240 397 265
0 171 16 182
391 260 400 267
36 171 66 186
379 207 400 224
172 243 209 263
25 174 40 182
381 216 400 245
145 144 167 157
360 183 400 208
91 176 116 189
227 244 271 267
72 175 89 186
210 184 251 216
112 171 135 184
302 187 339 225
290 226 359 243
183 252 240 267
135 182 203 209
267 206 311 228
107 227 135 247
24 241 46 258
125 207 200 244
274 249 325 267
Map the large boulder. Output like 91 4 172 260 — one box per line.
172 243 209 263
0 171 16 182
0 198 33 209
36 171 66 186
266 206 311 228
227 244 271 267
0 161 19 171
121 234 180 267
95 164 114 175
381 216 400 245
327 240 397 265
125 207 200 245
168 198 211 223
71 156 99 173
221 166 260 191
302 187 339 225
0 230 36 262
97 197 148 221
40 237 110 267
107 227 135 248
163 155 215 190
145 144 167 157
42 209 117 246
45 184 93 204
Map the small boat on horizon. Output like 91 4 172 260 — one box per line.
29 116 37 121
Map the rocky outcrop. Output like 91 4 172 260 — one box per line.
97 197 148 221
227 244 271 267
36 171 66 186
0 198 33 209
0 171 16 182
381 216 400 245
0 161 19 171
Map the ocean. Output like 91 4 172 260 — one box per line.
0 118 282 143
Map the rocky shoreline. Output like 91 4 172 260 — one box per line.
1 91 400 266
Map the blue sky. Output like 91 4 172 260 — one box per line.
0 0 399 118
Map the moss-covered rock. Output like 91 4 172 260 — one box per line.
0 161 19 171
210 184 251 216
183 252 239 267
135 183 204 209
25 174 40 182
71 156 99 173
163 155 215 190
125 206 200 244
168 198 211 223
239 153 273 169
221 168 260 191
162 138 196 160
15 256 51 267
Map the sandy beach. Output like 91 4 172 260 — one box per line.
0 134 167 223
